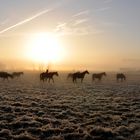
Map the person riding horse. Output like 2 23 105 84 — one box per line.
46 69 49 73
40 71 59 83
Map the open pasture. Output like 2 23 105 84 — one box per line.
0 72 140 140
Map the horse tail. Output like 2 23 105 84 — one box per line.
92 76 94 82
92 74 95 81
10 74 13 79
116 74 119 82
73 77 75 83
40 73 43 81
124 75 126 80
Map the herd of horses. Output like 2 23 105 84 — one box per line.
0 70 126 83
0 72 24 80
40 70 126 83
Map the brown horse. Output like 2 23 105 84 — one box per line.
67 72 80 79
92 72 106 82
12 72 24 78
0 72 13 80
116 73 126 82
40 71 59 83
70 70 89 83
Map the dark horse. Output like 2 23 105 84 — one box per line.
67 72 80 80
40 71 59 83
70 70 89 83
92 72 106 82
116 73 126 82
12 72 24 78
0 72 13 80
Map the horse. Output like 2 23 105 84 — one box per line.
116 73 126 82
0 72 13 80
72 70 89 83
67 71 79 79
12 72 24 78
40 71 59 83
92 72 106 82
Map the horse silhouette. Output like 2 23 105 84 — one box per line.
69 70 89 83
116 73 126 82
40 71 59 83
92 72 106 82
67 72 80 80
12 72 24 78
0 72 13 80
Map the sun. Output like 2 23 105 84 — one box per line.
25 32 65 64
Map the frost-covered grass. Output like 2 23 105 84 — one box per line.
0 72 140 140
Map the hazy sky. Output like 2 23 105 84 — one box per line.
0 0 140 71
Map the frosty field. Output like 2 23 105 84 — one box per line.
0 72 140 140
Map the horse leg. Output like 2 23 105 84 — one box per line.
73 78 77 83
92 77 95 82
81 78 83 83
49 78 51 83
73 77 75 83
40 76 44 82
52 78 54 83
75 78 77 83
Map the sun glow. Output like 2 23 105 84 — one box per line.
25 32 65 64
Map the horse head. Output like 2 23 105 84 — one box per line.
55 72 59 76
9 74 14 79
20 72 24 75
103 72 107 76
85 70 89 74
122 74 126 80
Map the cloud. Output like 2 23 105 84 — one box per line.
53 8 103 36
0 9 52 35
73 19 88 26
54 22 102 36
73 10 89 17
95 7 111 12
53 9 97 36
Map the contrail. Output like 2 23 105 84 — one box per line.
0 9 51 34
